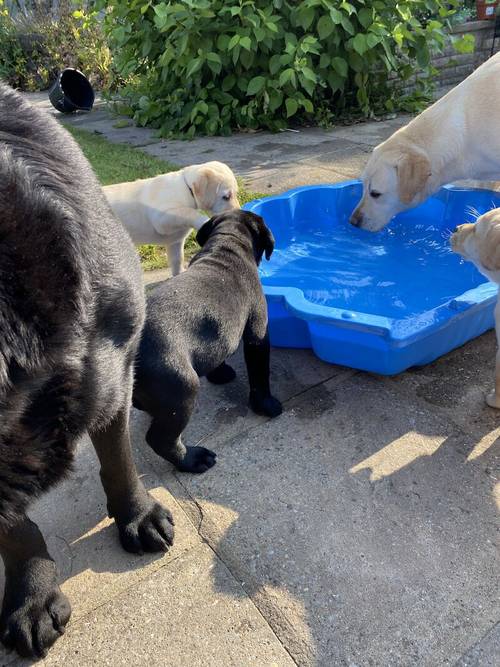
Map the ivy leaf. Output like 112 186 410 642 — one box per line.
239 36 252 51
268 89 283 112
331 56 348 78
279 68 296 87
317 15 334 39
301 98 313 113
269 54 281 75
340 14 355 35
358 8 373 29
351 34 367 55
327 71 344 93
186 57 202 78
366 33 381 49
330 8 343 24
247 76 266 95
319 53 330 68
301 66 316 83
285 98 298 117
340 1 355 15
300 76 315 96
298 7 315 30
452 34 475 54
222 74 236 91
206 52 221 64
416 43 430 68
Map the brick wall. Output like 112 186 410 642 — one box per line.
392 20 499 95
433 20 499 88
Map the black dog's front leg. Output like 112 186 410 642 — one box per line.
90 406 175 554
243 328 282 418
0 515 71 658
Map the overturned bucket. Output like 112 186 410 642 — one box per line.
48 68 95 113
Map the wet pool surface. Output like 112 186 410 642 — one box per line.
260 215 482 319
244 183 500 374
253 182 498 321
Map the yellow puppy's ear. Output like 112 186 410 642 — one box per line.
192 167 219 211
397 151 431 204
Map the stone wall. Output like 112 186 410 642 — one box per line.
433 20 499 88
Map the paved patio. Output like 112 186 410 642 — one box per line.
2 94 498 667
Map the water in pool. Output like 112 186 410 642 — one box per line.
260 206 485 320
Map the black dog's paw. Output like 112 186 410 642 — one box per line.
0 560 71 659
206 363 236 385
176 446 217 474
116 496 175 555
249 392 283 418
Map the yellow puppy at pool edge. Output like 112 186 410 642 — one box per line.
451 209 500 408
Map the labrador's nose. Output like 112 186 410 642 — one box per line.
350 209 363 227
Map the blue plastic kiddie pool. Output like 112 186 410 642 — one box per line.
244 181 500 375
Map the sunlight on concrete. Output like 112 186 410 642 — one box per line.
466 427 500 462
349 432 444 481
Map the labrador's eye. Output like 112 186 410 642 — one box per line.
222 193 231 201
370 190 381 199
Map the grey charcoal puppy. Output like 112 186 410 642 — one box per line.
0 83 174 659
133 209 283 473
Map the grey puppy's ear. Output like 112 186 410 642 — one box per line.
260 218 275 260
246 213 275 261
196 216 219 246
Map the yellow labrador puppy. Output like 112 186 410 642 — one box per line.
451 209 500 408
104 161 239 275
351 52 500 232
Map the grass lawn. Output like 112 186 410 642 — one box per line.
66 126 265 271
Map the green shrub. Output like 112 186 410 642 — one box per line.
98 0 472 137
0 1 110 91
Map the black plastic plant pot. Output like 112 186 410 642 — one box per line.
48 68 95 113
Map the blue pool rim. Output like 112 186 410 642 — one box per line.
244 181 499 375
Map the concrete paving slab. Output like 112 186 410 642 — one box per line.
299 146 371 176
170 373 499 666
130 342 349 476
330 115 411 146
234 137 365 170
21 544 295 667
0 434 201 633
141 127 376 178
455 622 500 666
240 164 350 194
143 139 253 176
58 109 119 128
381 330 500 439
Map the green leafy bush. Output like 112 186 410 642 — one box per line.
99 0 469 136
0 1 110 91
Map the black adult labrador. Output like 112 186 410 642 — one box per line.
133 209 282 474
0 84 174 659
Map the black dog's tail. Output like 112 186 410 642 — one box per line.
0 142 91 529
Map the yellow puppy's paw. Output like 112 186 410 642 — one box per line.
486 391 500 409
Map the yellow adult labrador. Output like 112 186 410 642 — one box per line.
104 161 239 275
451 209 500 408
351 52 500 232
